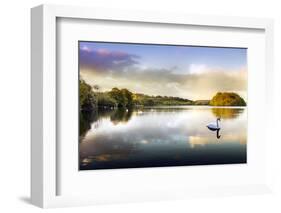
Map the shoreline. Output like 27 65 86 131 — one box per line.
142 105 247 109
90 105 247 110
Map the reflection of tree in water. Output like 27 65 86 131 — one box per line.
80 108 134 140
110 108 133 125
211 108 244 119
79 110 98 139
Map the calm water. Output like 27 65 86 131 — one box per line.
79 106 247 170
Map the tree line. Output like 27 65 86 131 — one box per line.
79 79 247 112
79 80 194 111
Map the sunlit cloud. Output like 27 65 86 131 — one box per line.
189 64 208 74
81 67 247 100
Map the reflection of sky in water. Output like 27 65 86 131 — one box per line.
80 107 247 170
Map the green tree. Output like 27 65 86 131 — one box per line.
121 88 133 107
97 93 117 108
108 88 123 107
108 87 133 108
79 79 97 111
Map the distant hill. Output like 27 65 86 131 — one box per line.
209 92 246 106
193 100 210 105
133 93 193 106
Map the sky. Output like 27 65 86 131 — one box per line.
79 41 247 100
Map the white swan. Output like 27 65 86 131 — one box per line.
207 118 221 131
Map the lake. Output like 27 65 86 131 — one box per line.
79 106 247 170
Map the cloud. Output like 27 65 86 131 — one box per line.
189 64 208 74
79 46 140 72
79 47 247 100
81 66 247 100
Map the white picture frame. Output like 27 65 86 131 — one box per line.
31 4 274 208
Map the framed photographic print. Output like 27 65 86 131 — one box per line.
78 41 247 170
31 4 274 208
